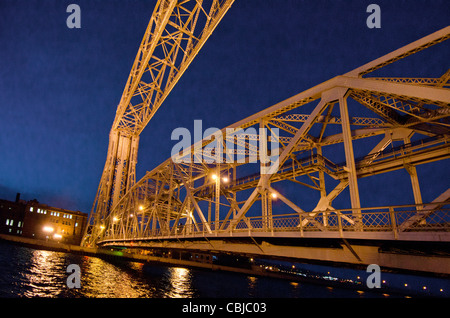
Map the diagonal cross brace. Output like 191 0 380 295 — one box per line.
229 94 333 228
174 164 212 234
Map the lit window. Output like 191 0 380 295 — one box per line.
75 223 78 227
5 219 9 226
70 215 72 219
30 207 33 212
38 208 41 213
44 210 47 214
10 220 13 226
18 221 21 227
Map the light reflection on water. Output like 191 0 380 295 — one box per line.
0 242 373 298
165 267 195 298
3 242 442 298
1 243 200 298
22 250 68 297
0 243 302 298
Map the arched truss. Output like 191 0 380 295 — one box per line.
93 26 450 245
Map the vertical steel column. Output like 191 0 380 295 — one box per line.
316 146 328 226
126 134 139 193
215 171 220 233
111 132 131 207
403 135 423 209
338 90 362 221
260 120 273 231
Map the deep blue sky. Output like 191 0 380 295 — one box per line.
0 0 448 214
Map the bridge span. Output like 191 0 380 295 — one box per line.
98 200 450 275
82 1 450 277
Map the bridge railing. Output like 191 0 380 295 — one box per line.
101 203 450 242
227 206 450 235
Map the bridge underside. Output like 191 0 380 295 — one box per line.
99 234 450 276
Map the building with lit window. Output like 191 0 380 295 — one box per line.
0 194 88 245
0 194 26 236
23 201 88 244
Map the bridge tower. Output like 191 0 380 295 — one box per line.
82 0 235 246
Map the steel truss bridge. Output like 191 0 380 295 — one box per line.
82 0 450 275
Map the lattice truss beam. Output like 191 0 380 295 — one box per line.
96 27 450 243
113 0 235 134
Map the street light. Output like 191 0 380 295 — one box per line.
43 226 54 233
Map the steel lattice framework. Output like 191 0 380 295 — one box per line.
83 0 235 246
81 0 450 260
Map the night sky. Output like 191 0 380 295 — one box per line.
0 0 448 214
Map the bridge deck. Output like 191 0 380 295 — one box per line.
99 204 450 245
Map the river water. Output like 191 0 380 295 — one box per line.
0 240 448 298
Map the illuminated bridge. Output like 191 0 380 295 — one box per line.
82 0 450 275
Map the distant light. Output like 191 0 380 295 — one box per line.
440 289 444 292
113 217 119 222
100 225 105 230
271 192 277 199
212 174 218 180
129 214 134 218
139 205 144 211
423 286 427 290
404 283 408 287
43 226 54 233
222 177 229 183
53 233 62 239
